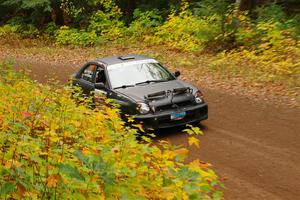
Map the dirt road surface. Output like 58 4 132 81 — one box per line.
10 60 300 199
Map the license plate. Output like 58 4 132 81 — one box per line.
170 112 186 120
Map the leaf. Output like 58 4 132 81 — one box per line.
141 136 151 143
74 150 89 166
174 148 189 156
16 183 26 197
213 190 223 200
59 164 85 181
46 175 60 187
189 193 202 200
184 125 203 135
188 137 200 148
174 148 189 161
0 182 16 195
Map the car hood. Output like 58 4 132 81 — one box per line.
115 80 197 103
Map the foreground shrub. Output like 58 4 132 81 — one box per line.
0 62 223 199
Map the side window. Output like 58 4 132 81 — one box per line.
95 67 107 86
81 64 97 82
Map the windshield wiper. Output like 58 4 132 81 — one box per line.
114 84 135 89
135 80 167 85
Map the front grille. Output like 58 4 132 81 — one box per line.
156 101 192 112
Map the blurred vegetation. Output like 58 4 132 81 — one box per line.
0 0 299 88
0 62 223 199
0 1 299 197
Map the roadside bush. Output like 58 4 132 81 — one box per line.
0 17 40 38
0 23 39 38
88 10 124 41
256 4 287 24
0 24 20 37
87 0 124 41
0 62 223 199
126 8 163 39
211 39 300 87
293 14 300 36
44 22 59 36
212 3 300 88
235 4 299 47
150 3 220 52
192 0 233 46
55 26 100 46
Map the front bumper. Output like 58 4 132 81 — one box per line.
134 103 208 129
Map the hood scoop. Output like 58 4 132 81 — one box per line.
173 87 193 95
145 91 167 100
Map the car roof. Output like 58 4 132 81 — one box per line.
93 54 154 66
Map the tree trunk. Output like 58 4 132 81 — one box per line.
236 0 257 12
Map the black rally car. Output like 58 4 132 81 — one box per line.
72 54 208 129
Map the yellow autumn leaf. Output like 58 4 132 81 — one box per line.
189 159 201 168
162 150 176 160
174 148 189 157
188 137 200 148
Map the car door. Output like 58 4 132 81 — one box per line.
94 65 110 97
75 63 97 95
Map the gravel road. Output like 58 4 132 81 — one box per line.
12 60 300 200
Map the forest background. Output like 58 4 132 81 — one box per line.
0 1 299 198
0 0 299 91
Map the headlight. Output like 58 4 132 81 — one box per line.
136 102 150 114
194 90 204 104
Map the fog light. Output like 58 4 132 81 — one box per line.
195 90 204 104
136 102 150 114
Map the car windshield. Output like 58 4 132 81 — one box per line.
107 60 175 89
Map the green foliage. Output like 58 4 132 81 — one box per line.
126 8 163 38
88 0 124 40
61 0 125 40
292 14 300 36
1 0 51 24
207 3 299 88
192 0 230 18
151 3 220 51
0 23 39 38
88 10 124 41
256 3 287 23
235 4 299 48
0 62 223 199
2 0 52 11
211 37 300 87
55 26 100 46
0 24 19 37
44 22 59 36
60 0 86 24
0 0 299 91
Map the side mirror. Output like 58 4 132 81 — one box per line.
95 82 105 90
174 70 181 77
